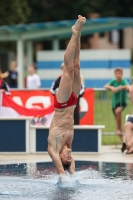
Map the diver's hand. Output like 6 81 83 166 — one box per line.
58 171 71 183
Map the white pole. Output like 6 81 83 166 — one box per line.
17 36 24 89
52 37 59 50
26 41 33 66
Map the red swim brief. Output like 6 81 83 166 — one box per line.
54 92 78 109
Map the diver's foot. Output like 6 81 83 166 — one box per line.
72 15 86 34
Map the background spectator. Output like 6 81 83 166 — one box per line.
0 70 10 95
50 63 85 125
124 115 133 154
7 61 18 88
74 74 85 125
104 67 129 142
122 85 133 154
27 64 41 89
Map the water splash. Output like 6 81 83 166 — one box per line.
0 164 133 200
57 171 80 189
0 190 21 196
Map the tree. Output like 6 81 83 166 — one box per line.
27 0 133 23
0 0 30 25
97 0 133 17
0 0 133 26
28 0 98 22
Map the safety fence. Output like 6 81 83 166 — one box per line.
0 88 132 135
94 88 132 134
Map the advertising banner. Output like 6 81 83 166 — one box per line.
1 89 94 125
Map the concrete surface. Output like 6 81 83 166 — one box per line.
0 145 133 165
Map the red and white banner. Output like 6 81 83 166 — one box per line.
0 89 94 125
79 88 94 125
0 92 54 125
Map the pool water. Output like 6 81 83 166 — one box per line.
0 161 133 200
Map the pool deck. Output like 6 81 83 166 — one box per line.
0 145 133 165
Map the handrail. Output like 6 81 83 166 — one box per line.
9 88 107 91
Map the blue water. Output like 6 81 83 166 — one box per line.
0 161 133 200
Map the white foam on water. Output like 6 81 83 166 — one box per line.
57 171 80 189
0 190 21 195
0 168 133 200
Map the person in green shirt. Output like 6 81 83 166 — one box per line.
104 67 129 142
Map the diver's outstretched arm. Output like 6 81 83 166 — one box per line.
68 156 75 174
48 145 65 174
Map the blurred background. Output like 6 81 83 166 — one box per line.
0 0 133 85
0 0 133 145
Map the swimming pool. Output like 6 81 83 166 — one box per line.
0 161 133 200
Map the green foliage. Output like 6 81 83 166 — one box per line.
0 0 30 25
28 0 91 22
0 0 133 25
27 0 133 23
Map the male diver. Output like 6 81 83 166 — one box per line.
48 15 86 175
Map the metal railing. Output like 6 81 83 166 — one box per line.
0 88 132 135
94 88 132 134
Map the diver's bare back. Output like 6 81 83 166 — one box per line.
48 106 75 153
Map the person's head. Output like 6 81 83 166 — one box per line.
59 145 72 170
60 62 65 71
28 65 35 75
11 61 17 71
114 67 123 82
